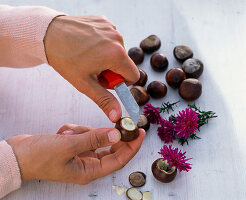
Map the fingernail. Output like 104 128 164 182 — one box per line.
109 109 118 122
108 130 121 143
62 130 74 135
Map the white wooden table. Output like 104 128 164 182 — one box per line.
1 0 246 199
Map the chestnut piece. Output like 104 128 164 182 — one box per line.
173 45 193 62
115 117 139 142
128 47 144 65
151 158 177 183
179 78 202 101
134 69 148 87
129 171 146 187
137 114 150 131
140 35 161 53
130 86 149 105
150 53 168 72
126 187 143 200
147 81 167 99
182 58 204 78
166 68 186 88
143 191 152 200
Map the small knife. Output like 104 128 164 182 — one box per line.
101 70 139 125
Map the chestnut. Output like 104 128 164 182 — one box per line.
166 68 186 88
130 86 149 105
151 158 177 183
137 114 150 131
128 47 144 65
134 69 148 87
147 81 167 99
173 45 193 62
182 58 204 78
129 171 146 187
115 117 139 142
179 78 202 101
150 53 168 72
140 35 161 53
126 187 143 200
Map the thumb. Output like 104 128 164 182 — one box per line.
84 78 122 123
70 128 121 154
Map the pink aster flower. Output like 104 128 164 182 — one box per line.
157 119 176 143
144 104 163 124
158 145 192 172
174 108 199 140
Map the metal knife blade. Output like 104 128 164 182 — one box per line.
114 82 139 126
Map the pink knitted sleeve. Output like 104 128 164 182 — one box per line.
0 5 66 68
0 140 21 199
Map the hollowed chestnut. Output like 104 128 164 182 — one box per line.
182 58 204 78
134 69 148 87
173 45 193 62
147 81 167 99
150 53 168 72
140 35 161 53
115 117 139 142
128 47 144 65
166 68 186 88
179 78 202 101
129 171 146 187
137 114 150 131
130 86 149 105
152 158 177 183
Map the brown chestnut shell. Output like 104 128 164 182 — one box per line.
130 86 149 105
147 81 167 99
179 78 202 101
152 158 177 183
166 68 186 88
140 35 161 53
182 58 204 78
134 69 148 87
137 114 150 131
128 47 144 65
173 45 193 62
115 117 139 142
150 53 168 72
129 171 146 187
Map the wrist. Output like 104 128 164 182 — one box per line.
7 135 34 181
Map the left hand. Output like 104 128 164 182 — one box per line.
7 124 145 184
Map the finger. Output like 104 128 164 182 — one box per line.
85 78 122 122
57 124 93 135
107 44 140 85
68 128 121 155
93 129 145 178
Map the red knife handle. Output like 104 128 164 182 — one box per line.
101 70 124 89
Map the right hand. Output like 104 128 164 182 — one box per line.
7 124 145 184
44 15 140 123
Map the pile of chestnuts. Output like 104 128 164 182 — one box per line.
128 35 169 106
116 35 204 143
128 35 204 104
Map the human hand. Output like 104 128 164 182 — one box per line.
7 124 145 184
44 15 139 123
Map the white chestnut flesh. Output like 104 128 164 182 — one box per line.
143 191 152 200
126 187 143 200
112 186 127 196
